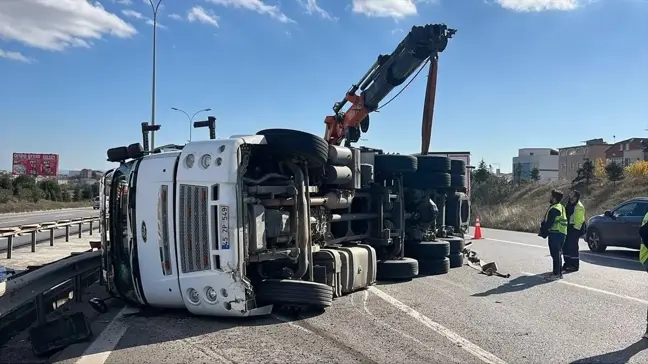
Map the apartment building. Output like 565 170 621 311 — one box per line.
512 148 559 183
558 138 610 181
605 138 648 166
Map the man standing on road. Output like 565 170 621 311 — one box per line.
563 190 585 272
538 189 568 281
638 211 648 339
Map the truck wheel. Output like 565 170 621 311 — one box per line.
450 174 466 189
418 257 450 275
403 172 451 189
449 253 464 268
256 129 329 168
450 160 466 175
374 154 418 174
408 240 449 260
440 236 465 254
256 279 333 309
377 258 419 280
416 155 450 172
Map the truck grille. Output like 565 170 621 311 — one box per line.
178 184 211 273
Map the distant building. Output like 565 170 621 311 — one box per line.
558 138 610 181
512 148 559 184
605 138 648 166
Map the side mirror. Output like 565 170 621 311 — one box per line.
604 210 614 218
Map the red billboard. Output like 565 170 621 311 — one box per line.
12 153 59 177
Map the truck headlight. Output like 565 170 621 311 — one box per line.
204 286 218 302
185 154 195 168
199 154 212 169
187 288 200 304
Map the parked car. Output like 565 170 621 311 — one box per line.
92 196 100 210
585 197 648 252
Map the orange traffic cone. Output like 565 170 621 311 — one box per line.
473 216 483 239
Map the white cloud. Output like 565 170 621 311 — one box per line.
114 0 133 4
207 0 294 23
188 6 219 27
0 49 36 63
0 0 136 52
122 8 165 28
494 0 582 11
297 0 335 20
168 13 183 20
351 0 418 18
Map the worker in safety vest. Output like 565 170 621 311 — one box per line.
638 212 648 339
538 189 568 281
563 190 585 272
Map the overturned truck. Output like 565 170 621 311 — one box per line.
97 24 466 317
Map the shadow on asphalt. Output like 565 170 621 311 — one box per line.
570 339 648 364
471 273 552 297
580 249 644 271
52 302 324 362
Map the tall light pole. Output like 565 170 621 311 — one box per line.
171 107 212 142
149 0 162 151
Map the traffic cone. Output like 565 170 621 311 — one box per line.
473 216 483 239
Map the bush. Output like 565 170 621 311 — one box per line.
625 160 648 178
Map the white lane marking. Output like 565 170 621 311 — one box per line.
478 237 639 264
74 307 137 364
368 286 508 364
520 271 648 305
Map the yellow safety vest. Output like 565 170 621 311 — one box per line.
640 213 648 265
545 203 567 235
568 201 585 230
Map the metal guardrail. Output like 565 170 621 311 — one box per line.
0 250 102 347
0 216 100 259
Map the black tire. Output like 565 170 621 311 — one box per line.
374 154 418 174
586 228 607 253
127 143 144 159
418 258 450 276
450 174 466 189
256 129 329 168
450 160 466 175
408 240 450 260
377 258 419 280
403 172 451 189
255 279 333 308
107 146 128 162
441 237 465 254
449 253 464 268
416 155 451 173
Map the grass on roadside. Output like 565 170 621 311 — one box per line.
0 200 91 214
472 177 648 234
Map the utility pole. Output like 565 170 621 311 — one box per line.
171 107 212 142
149 0 163 151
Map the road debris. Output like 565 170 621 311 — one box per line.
462 241 511 278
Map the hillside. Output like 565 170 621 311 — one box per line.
471 160 648 234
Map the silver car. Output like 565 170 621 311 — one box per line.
92 196 100 210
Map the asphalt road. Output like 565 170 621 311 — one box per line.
5 227 648 364
0 208 98 252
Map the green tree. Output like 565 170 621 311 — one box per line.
0 173 11 190
513 163 523 184
73 188 82 202
81 185 93 200
605 161 624 184
530 167 540 182
473 159 490 184
61 189 72 202
573 159 595 186
12 175 36 194
38 180 62 201
91 182 100 197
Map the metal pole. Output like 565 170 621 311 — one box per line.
171 107 211 142
149 0 162 151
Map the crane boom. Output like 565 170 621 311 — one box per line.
324 23 456 146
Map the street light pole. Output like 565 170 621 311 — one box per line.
149 0 162 151
171 107 212 142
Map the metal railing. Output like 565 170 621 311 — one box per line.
0 250 101 347
0 216 100 259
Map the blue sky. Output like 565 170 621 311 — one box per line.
0 0 646 173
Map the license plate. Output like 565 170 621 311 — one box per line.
219 206 230 249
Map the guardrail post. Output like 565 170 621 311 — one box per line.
31 231 36 252
6 236 13 259
65 225 70 242
49 228 55 246
78 222 83 238
89 221 94 235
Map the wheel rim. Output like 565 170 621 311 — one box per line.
589 232 599 249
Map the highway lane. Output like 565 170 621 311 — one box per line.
4 227 648 364
0 208 98 252
0 207 97 228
